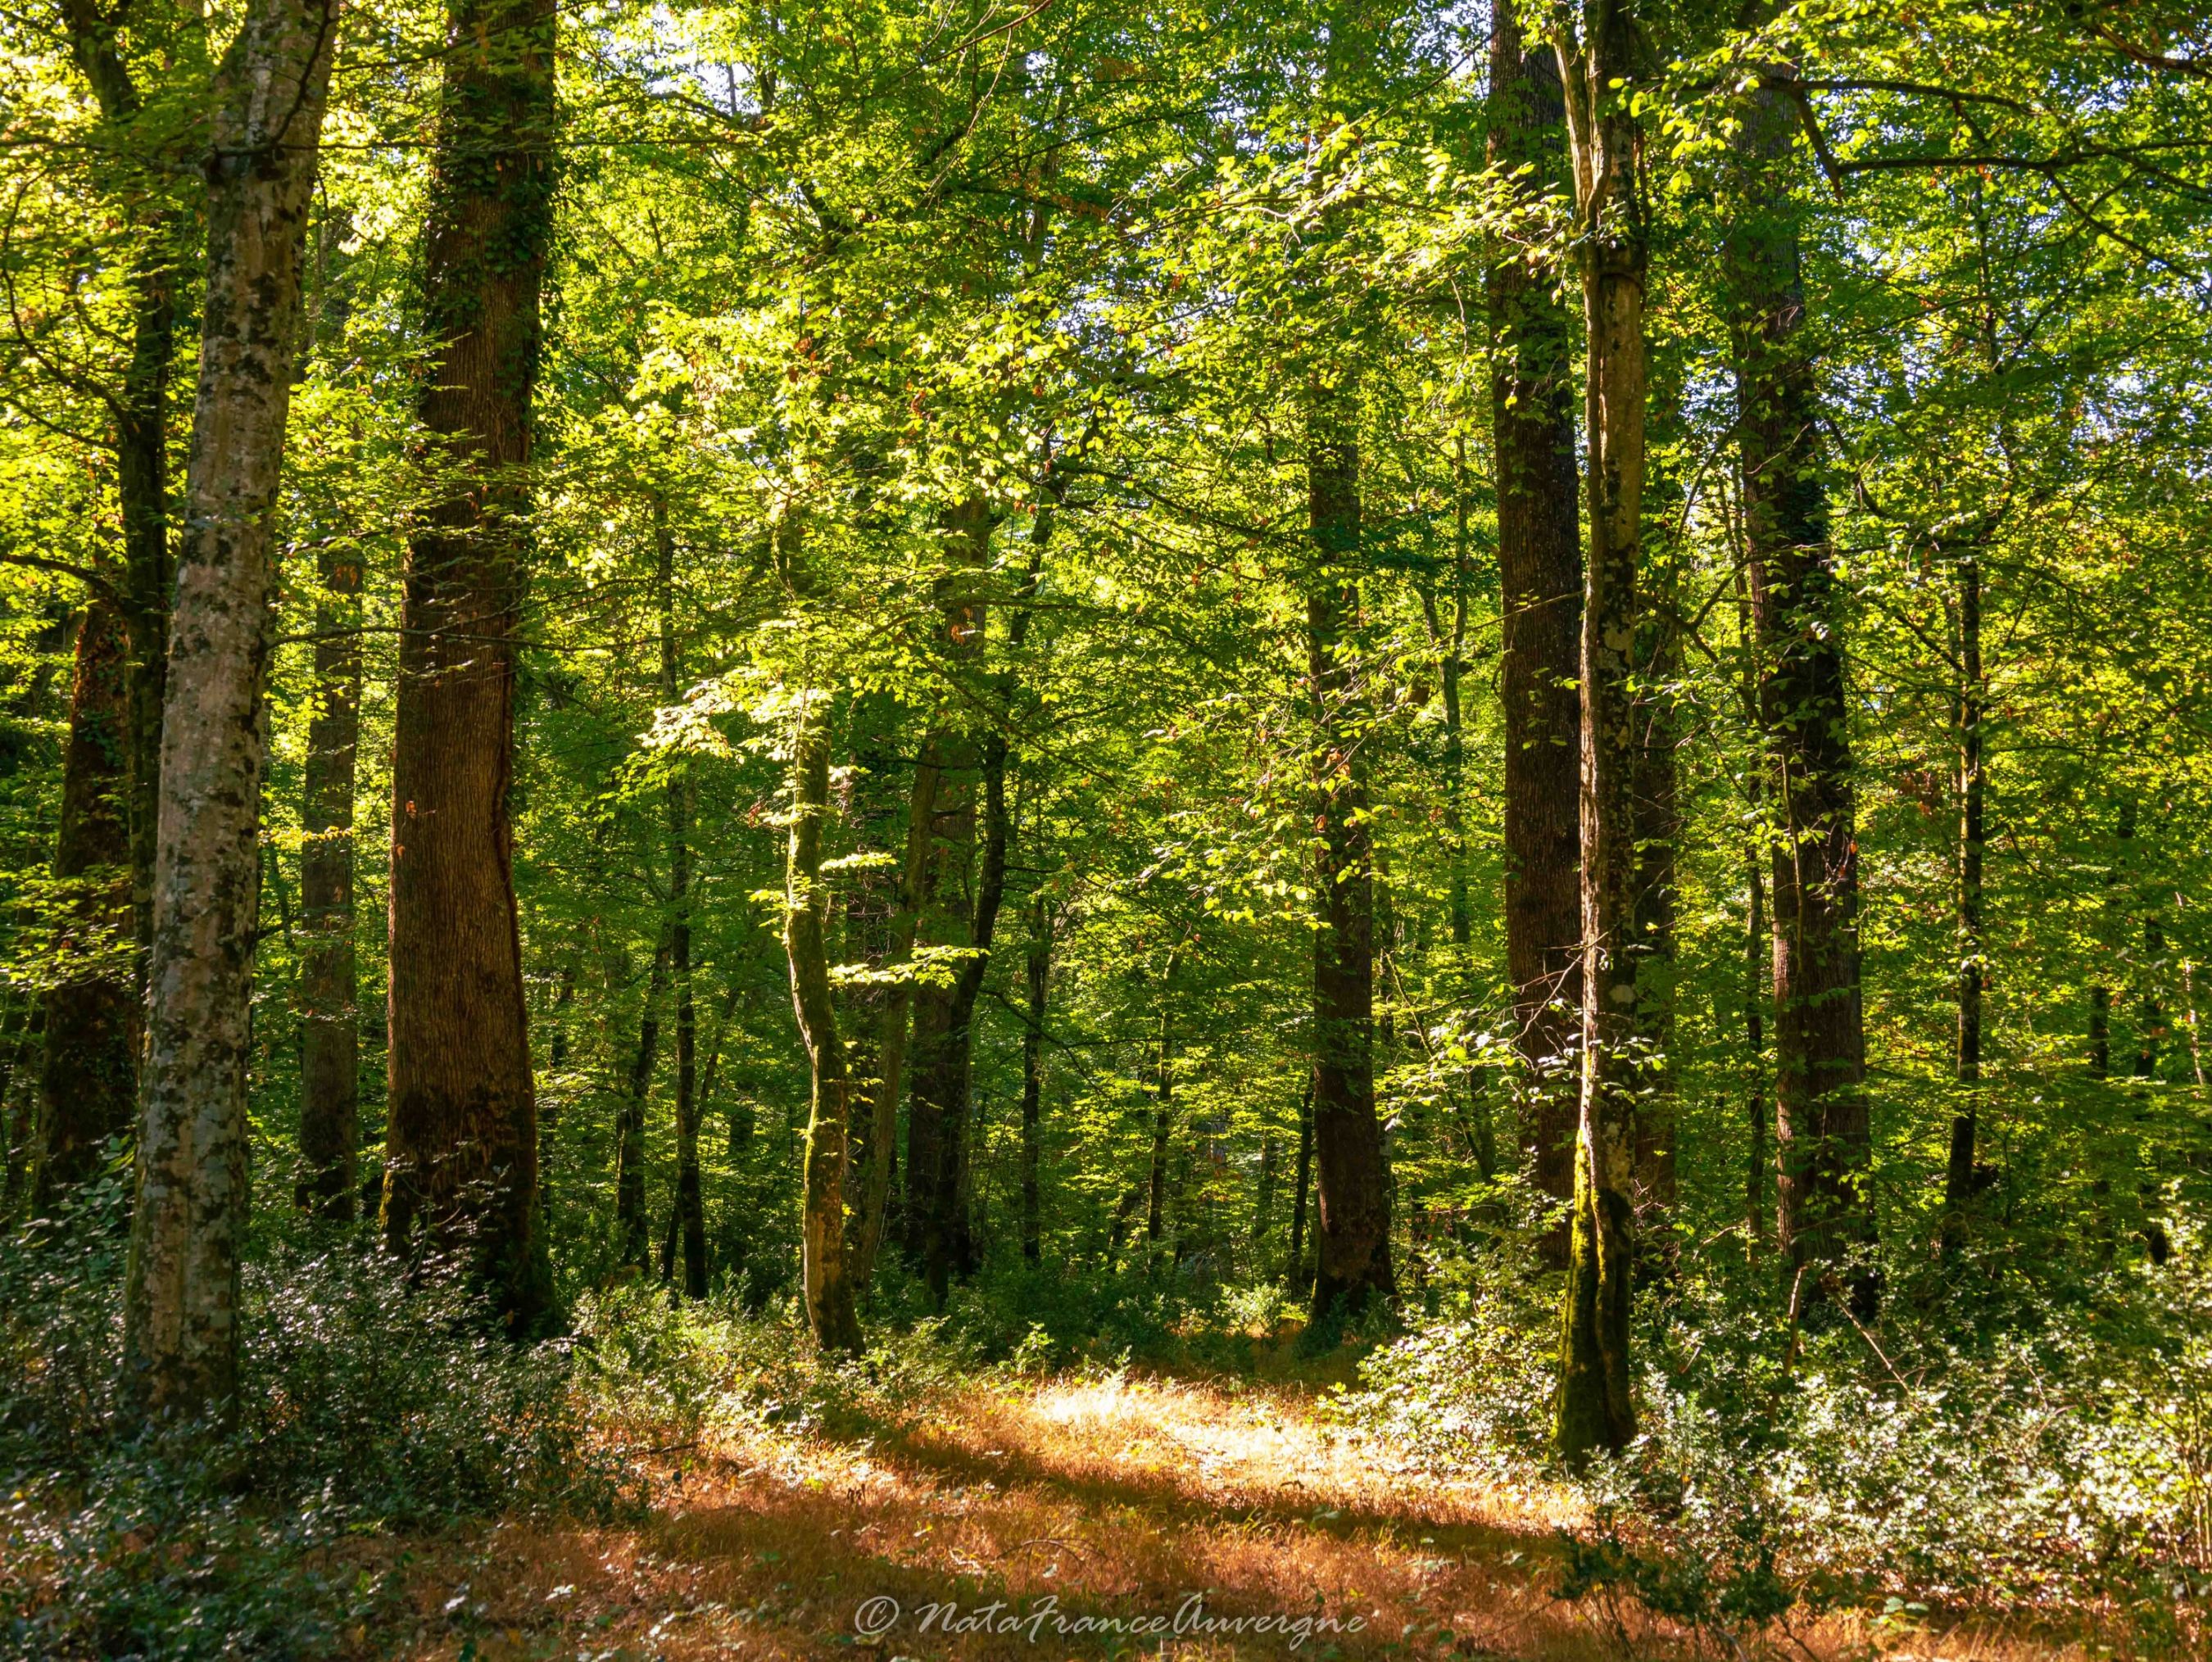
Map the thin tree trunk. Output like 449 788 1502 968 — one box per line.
1943 550 1984 1246
1019 894 1049 1264
1146 953 1178 1248
1746 842 1770 1249
656 502 705 1297
1288 1072 1313 1288
2137 916 2165 1080
1552 0 1643 1465
34 601 136 1212
297 541 360 1219
784 700 862 1352
1630 542 1679 1214
2 1003 44 1216
123 0 337 1420
1489 7 1584 1230
1731 64 1875 1316
616 935 669 1272
382 0 558 1334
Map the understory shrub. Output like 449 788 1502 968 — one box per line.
0 1178 624 1660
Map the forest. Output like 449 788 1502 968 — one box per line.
0 0 2208 1655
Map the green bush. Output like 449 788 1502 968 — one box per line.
0 1180 625 1660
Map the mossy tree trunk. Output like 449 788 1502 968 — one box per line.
297 541 360 1219
1552 0 1645 1466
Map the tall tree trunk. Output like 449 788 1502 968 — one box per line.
784 700 862 1352
34 600 136 1211
1942 550 1985 1245
846 756 935 1288
1489 7 1584 1228
615 935 669 1272
1146 953 1177 1248
1630 537 1679 1215
1552 0 1643 1465
122 0 336 1420
1287 1072 1313 1288
297 541 360 1219
1019 894 1049 1264
657 504 705 1297
382 0 559 1334
1730 69 1874 1315
904 498 989 1287
1306 383 1394 1328
1745 841 1770 1249
922 740 1009 1305
57 0 184 990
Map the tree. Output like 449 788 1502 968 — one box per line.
1488 2 1583 1225
1729 66 1874 1313
296 539 360 1218
382 0 559 1333
122 0 338 1419
1551 0 1647 1465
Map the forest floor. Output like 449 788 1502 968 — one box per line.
370 1365 2069 1662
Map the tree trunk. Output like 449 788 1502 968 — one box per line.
1942 550 1984 1245
297 541 360 1219
1630 538 1679 1215
382 0 558 1334
57 0 184 991
1146 957 1176 1249
1730 69 1874 1315
34 600 136 1212
1746 841 1770 1249
1306 384 1394 1329
904 497 990 1294
657 504 705 1297
616 935 669 1272
1287 1072 1313 1288
1489 8 1584 1227
1552 0 1643 1465
1019 894 1049 1264
785 700 862 1352
122 0 337 1420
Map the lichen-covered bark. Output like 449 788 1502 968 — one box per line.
1730 70 1874 1312
297 542 360 1218
1552 0 1643 1465
383 0 558 1333
785 704 862 1353
123 0 338 1420
34 600 135 1211
1488 6 1583 1218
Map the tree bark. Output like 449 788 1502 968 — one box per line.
1146 953 1178 1248
297 541 360 1218
34 600 136 1211
615 935 669 1272
656 504 705 1297
1489 7 1584 1224
382 0 559 1334
1287 1071 1313 1288
785 700 862 1352
56 0 184 990
1306 388 1394 1328
123 0 337 1420
1730 69 1875 1314
1552 0 1643 1465
1019 894 1049 1264
1942 550 1984 1244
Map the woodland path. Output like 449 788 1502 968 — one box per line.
380 1371 1619 1661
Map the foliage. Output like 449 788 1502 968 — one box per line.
0 1180 626 1660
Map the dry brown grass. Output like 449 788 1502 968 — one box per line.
364 1372 2150 1662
